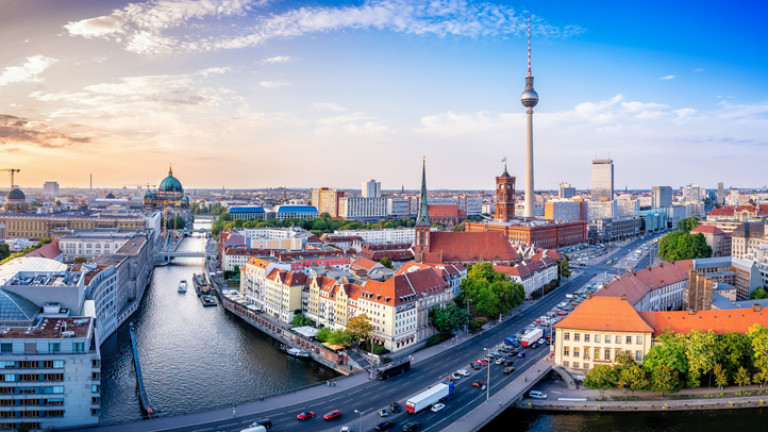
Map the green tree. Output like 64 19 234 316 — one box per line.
643 330 688 377
73 257 88 264
713 363 728 391
657 231 712 262
717 332 751 378
583 364 617 399
734 366 751 390
316 327 331 343
556 257 571 279
459 262 525 318
749 324 768 388
685 329 718 387
677 216 700 234
451 221 467 232
328 330 352 347
429 304 471 334
0 243 10 261
750 287 768 300
346 313 373 345
650 365 680 396
379 257 393 269
620 365 650 396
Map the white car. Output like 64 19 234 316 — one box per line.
378 409 389 417
495 358 505 365
457 369 470 377
451 371 463 380
339 428 351 432
431 403 446 412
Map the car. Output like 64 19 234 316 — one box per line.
530 343 539 349
475 359 488 366
451 371 462 380
402 421 422 432
504 366 516 374
375 421 395 431
431 403 445 412
495 358 505 365
390 402 402 413
529 390 548 399
471 362 481 370
248 419 272 430
518 329 526 335
473 380 484 387
498 346 510 353
557 310 567 316
457 369 470 376
504 359 514 366
537 338 546 345
297 411 315 421
510 348 520 355
339 427 351 432
517 352 526 358
323 410 342 420
378 408 389 417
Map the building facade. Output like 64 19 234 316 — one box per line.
338 197 387 220
558 182 576 199
591 159 614 200
311 188 345 218
43 182 60 197
362 180 382 198
0 214 147 241
651 186 672 209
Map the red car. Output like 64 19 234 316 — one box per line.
473 380 484 387
475 359 488 366
323 410 342 420
297 411 316 420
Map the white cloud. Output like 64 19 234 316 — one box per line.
314 112 390 135
66 0 583 55
660 75 675 80
0 55 58 87
262 56 293 64
311 102 347 112
259 81 288 88
693 68 704 72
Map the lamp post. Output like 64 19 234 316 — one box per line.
483 348 491 401
354 409 366 432
466 299 472 335
232 361 241 417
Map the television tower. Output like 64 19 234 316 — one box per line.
521 15 539 218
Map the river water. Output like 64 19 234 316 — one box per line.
99 223 336 425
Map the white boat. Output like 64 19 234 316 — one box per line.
178 280 188 294
286 347 311 358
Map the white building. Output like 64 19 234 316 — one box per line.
616 198 639 217
386 198 414 218
545 200 582 221
362 179 382 198
591 159 614 200
559 182 576 199
333 228 416 245
338 197 387 220
586 200 616 220
43 182 60 196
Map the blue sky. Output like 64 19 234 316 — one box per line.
1 0 766 191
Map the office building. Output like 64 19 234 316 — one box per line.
717 182 724 205
544 200 582 221
591 159 614 200
683 184 701 202
0 213 149 241
558 182 576 199
311 188 345 218
43 182 60 196
338 197 386 220
651 186 672 209
362 179 381 198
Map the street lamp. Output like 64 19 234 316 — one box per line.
232 361 241 417
354 409 366 432
465 299 472 335
483 348 491 401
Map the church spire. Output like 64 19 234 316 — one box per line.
168 164 173 177
415 157 430 226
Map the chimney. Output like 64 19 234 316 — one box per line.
585 293 591 300
620 294 627 301
688 309 695 315
754 304 762 312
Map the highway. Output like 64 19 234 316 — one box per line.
99 234 661 432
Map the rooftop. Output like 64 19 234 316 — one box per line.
639 307 768 337
555 297 654 333
0 316 92 339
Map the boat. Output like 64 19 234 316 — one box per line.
280 345 311 358
200 295 217 307
178 280 187 294
192 273 210 296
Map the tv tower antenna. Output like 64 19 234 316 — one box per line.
527 15 532 76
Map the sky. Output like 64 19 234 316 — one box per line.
1 0 767 192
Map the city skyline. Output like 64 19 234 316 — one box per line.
1 0 767 190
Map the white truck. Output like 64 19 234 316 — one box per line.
521 328 544 347
405 380 455 414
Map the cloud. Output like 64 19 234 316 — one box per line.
66 0 583 55
262 56 293 64
314 112 390 135
693 68 704 72
660 75 675 80
311 102 347 112
0 55 58 87
260 80 288 88
0 114 90 147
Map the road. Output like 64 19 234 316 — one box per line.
94 234 661 432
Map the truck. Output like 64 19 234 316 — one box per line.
504 335 519 346
376 360 411 381
521 328 544 347
405 380 455 414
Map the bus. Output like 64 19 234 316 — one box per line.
376 360 411 381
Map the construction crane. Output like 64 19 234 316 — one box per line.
1 168 20 190
122 183 156 190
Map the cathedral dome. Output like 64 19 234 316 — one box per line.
159 166 183 193
7 188 25 201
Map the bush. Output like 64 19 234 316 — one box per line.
425 333 452 347
468 317 487 332
360 341 389 355
529 279 560 299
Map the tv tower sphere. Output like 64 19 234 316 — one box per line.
521 76 538 108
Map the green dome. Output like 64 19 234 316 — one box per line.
159 166 183 193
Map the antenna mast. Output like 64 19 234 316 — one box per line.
527 15 532 76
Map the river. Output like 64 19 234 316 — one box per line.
99 222 336 424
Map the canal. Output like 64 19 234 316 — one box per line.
99 223 336 425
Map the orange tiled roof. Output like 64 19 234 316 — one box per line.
554 297 653 333
428 205 459 218
593 260 693 305
266 269 307 286
424 231 516 264
351 257 380 271
359 267 447 306
639 308 768 337
691 225 724 234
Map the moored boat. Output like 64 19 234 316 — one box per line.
178 280 187 293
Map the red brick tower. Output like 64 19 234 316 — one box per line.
495 164 516 222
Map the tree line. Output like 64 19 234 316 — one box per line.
584 325 768 398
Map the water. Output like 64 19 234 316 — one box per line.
484 405 767 431
99 222 336 424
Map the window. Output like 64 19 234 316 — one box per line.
583 363 590 370
0 344 11 353
564 346 570 356
573 347 580 358
53 361 64 369
574 333 580 342
573 362 580 368
605 348 611 361
564 332 570 341
595 334 601 343
635 350 643 362
91 384 100 393
615 348 622 359
48 343 60 354
636 336 643 345
583 347 590 360
46 399 64 406
615 335 621 344
73 342 85 353
584 334 590 342
626 336 632 344
594 347 600 360
563 361 570 367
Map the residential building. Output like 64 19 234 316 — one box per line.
0 316 101 430
690 225 731 257
43 182 60 196
395 262 466 297
240 257 291 307
362 179 381 198
586 200 616 220
731 222 767 260
591 159 614 200
386 198 414 218
494 255 558 298
593 260 693 311
717 182 725 206
651 186 672 209
311 188 345 218
558 182 576 199
683 184 701 202
338 197 387 220
333 228 415 246
264 269 308 323
616 197 639 217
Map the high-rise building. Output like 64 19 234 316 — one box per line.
683 184 701 202
362 179 381 198
520 17 538 218
591 159 614 200
717 182 724 205
311 187 344 218
43 181 59 196
558 182 576 199
651 186 673 209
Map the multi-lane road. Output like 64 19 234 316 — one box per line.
98 235 660 432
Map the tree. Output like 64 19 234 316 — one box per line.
677 216 700 234
657 231 712 262
749 324 768 388
643 331 688 377
650 365 680 396
316 327 332 343
0 243 10 261
346 313 373 345
556 257 571 279
750 287 768 300
73 257 88 264
328 329 351 347
685 329 718 387
583 365 617 399
379 257 393 269
459 262 525 318
620 365 650 396
717 332 751 379
429 304 471 334
713 363 728 391
734 366 751 390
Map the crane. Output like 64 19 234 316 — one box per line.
122 183 156 190
1 168 20 190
